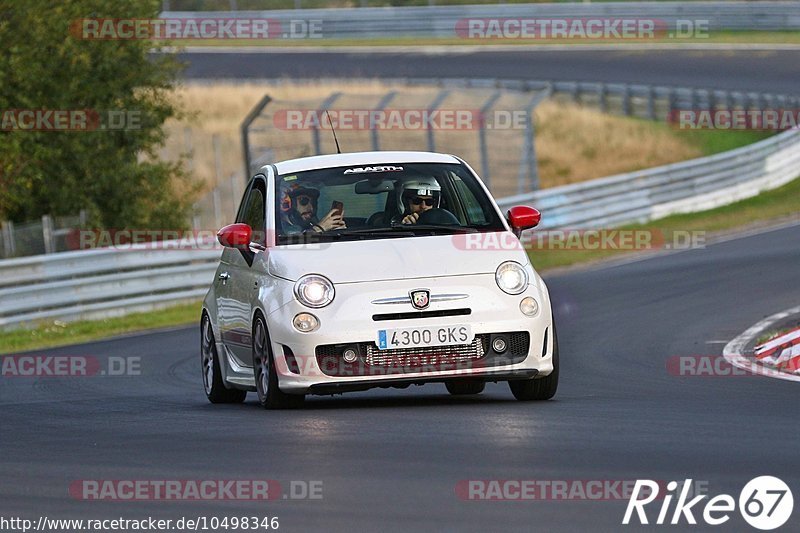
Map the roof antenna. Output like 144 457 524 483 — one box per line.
325 110 341 154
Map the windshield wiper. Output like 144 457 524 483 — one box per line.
389 223 478 233
327 227 417 238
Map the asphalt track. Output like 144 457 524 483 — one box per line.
2 48 800 532
178 49 800 94
2 222 800 531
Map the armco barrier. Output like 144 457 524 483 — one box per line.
0 245 222 329
2 122 799 330
495 128 800 228
162 2 800 36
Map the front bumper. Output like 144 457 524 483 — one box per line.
266 274 553 394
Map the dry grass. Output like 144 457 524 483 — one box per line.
163 80 703 206
534 101 702 188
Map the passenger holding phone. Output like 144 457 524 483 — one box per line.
279 183 346 233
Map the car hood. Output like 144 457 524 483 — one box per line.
267 232 527 283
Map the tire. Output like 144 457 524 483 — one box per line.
445 380 485 395
509 319 559 401
253 316 305 410
201 314 247 404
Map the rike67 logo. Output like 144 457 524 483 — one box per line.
623 476 793 530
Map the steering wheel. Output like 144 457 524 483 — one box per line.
417 208 461 226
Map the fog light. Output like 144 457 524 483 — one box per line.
492 337 507 353
342 348 358 363
520 296 539 317
292 313 319 332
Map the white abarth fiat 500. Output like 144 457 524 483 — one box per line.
201 151 558 408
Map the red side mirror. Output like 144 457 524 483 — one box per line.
217 223 252 249
507 206 541 234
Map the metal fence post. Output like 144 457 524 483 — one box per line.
478 91 502 188
312 92 343 155
647 86 656 120
42 215 55 254
667 88 675 116
213 188 222 230
1 221 14 258
192 204 201 231
230 174 241 215
517 87 551 194
720 91 730 110
598 83 608 113
426 89 451 152
240 94 272 181
371 91 397 151
622 84 631 116
213 133 223 187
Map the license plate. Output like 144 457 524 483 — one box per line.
376 325 473 350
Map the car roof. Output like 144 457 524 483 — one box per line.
268 151 461 175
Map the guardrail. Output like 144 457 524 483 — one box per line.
3 126 799 330
163 2 800 36
3 76 800 330
0 245 221 329
495 127 800 228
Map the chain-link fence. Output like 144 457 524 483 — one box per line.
0 212 87 259
186 81 549 231
244 83 548 190
184 76 800 233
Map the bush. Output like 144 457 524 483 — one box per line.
0 0 197 230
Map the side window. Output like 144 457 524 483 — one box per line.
453 175 488 224
240 179 266 246
234 179 253 224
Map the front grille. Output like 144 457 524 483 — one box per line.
314 331 529 377
372 308 471 322
366 335 488 366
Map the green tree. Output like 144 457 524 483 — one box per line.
0 0 196 229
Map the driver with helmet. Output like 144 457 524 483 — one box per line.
279 183 345 234
394 176 441 225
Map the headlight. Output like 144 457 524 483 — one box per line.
294 274 335 308
495 261 528 295
293 313 320 332
520 296 539 317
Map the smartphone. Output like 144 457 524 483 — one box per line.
331 201 344 216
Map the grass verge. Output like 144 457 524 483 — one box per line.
528 175 800 272
0 302 201 355
757 325 800 346
0 168 800 353
3 177 797 354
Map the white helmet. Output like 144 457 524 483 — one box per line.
395 176 441 214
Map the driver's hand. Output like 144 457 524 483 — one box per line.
316 208 346 231
401 212 419 225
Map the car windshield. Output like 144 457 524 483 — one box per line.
275 162 505 245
